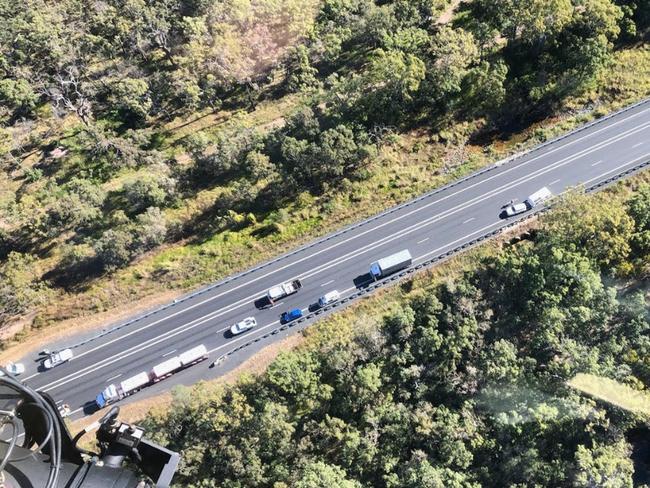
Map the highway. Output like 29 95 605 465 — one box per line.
19 98 650 419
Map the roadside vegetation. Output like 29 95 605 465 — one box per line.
1 0 649 344
140 182 650 487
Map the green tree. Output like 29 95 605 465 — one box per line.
294 461 361 488
573 441 634 488
93 228 134 271
0 252 52 323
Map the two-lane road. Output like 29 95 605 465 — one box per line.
22 98 650 419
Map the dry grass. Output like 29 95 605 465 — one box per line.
568 373 650 417
0 290 181 364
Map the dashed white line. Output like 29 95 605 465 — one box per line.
633 142 644 148
462 217 475 224
417 237 430 244
320 280 335 287
105 373 122 382
270 301 284 309
549 178 561 185
36 126 650 394
38 112 650 377
162 349 177 357
591 160 604 166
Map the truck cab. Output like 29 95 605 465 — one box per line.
281 308 303 323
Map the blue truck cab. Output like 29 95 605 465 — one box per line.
95 393 108 408
281 308 303 323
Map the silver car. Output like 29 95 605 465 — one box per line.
230 317 257 335
2 362 25 376
504 202 528 217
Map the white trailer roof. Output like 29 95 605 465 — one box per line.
527 187 552 204
120 372 150 393
377 249 412 269
179 344 207 366
151 357 182 379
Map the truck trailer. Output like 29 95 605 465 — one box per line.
95 344 208 408
370 249 412 280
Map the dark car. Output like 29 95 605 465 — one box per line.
281 308 303 323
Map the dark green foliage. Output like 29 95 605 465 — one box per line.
141 190 649 487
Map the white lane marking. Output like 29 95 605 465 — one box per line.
69 407 83 417
39 136 650 394
591 160 604 166
549 178 561 185
55 399 63 405
37 133 650 393
162 349 177 358
105 373 122 382
415 220 504 262
633 142 644 148
35 112 650 371
417 237 429 244
270 301 284 309
208 286 357 355
462 217 475 224
320 280 335 287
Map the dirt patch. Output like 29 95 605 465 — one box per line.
437 0 461 24
0 290 182 365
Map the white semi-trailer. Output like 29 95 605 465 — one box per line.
267 279 302 303
95 344 208 408
370 249 412 280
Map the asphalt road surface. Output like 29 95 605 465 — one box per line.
19 98 650 420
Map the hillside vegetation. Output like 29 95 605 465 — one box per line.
141 185 650 487
0 0 649 342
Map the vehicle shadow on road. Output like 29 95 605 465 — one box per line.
83 401 99 416
254 297 272 309
353 273 373 289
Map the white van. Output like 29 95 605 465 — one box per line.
318 290 340 307
525 187 552 208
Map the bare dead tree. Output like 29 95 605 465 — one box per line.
44 65 93 126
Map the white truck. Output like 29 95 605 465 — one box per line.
370 249 412 280
267 279 302 304
95 344 208 408
525 187 552 208
96 372 150 408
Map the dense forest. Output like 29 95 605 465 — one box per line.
1 0 649 337
142 186 650 487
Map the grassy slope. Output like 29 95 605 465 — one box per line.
569 373 650 417
4 44 650 350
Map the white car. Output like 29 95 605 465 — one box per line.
230 317 257 336
43 348 74 369
2 362 25 376
318 290 340 307
504 202 528 217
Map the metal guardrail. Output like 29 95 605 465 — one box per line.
211 157 650 367
64 97 650 352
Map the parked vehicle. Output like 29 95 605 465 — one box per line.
318 290 340 307
525 187 553 208
1 363 25 376
267 279 302 304
370 249 412 280
281 308 303 323
43 348 74 369
230 317 257 335
504 202 528 217
95 344 208 408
